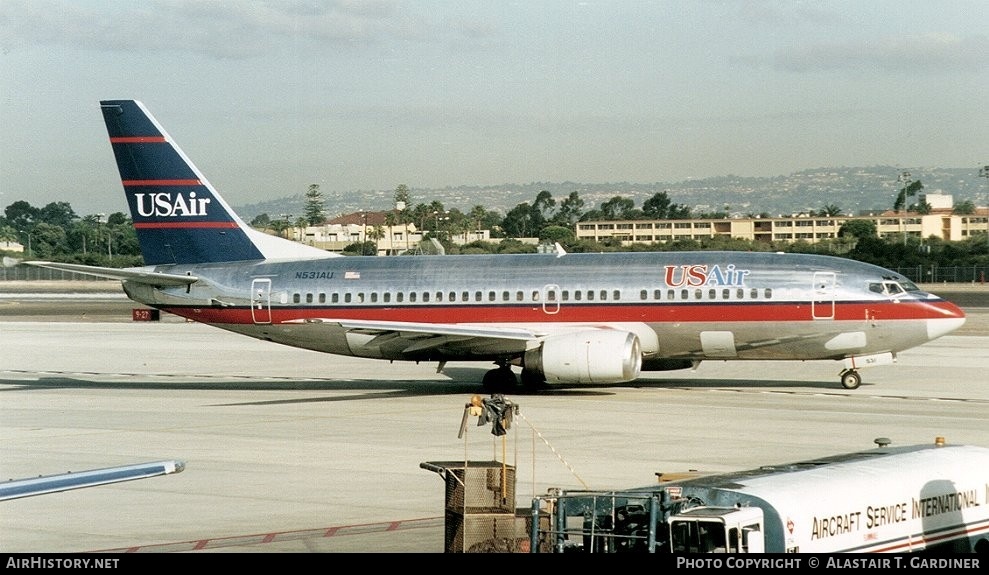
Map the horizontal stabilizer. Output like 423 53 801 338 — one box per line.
23 261 198 287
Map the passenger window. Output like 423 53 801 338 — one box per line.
750 288 758 299
561 290 569 301
667 289 675 300
488 291 495 302
357 293 365 303
370 292 378 303
397 292 404 303
613 290 620 300
516 291 524 302
344 293 352 303
450 292 457 302
383 293 390 303
680 289 688 300
574 291 582 301
293 293 301 304
306 293 313 304
654 289 662 300
694 289 702 300
764 288 772 298
318 292 326 303
587 291 594 301
532 290 540 301
423 292 430 302
640 289 648 300
708 289 716 299
502 291 509 301
332 293 339 303
722 289 730 299
462 291 469 301
600 290 607 301
410 292 417 302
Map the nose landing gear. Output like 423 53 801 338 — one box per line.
839 369 862 390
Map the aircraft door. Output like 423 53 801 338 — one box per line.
251 278 272 324
812 272 835 319
542 284 560 315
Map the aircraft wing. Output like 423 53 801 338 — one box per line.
0 460 185 502
23 261 198 287
284 318 541 355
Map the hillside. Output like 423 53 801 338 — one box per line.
235 166 988 221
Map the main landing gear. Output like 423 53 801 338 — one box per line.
482 364 518 392
482 362 547 392
839 369 862 390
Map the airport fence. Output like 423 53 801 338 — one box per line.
0 266 115 282
888 265 989 285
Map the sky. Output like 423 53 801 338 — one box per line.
1 0 987 217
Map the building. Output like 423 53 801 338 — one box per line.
283 210 491 255
576 208 989 247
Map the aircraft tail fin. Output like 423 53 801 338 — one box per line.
99 100 334 265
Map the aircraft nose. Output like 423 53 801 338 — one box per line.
927 301 966 340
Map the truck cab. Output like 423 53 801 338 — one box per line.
668 506 765 553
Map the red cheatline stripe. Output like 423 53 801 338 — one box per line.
109 136 166 143
122 179 201 186
134 221 238 229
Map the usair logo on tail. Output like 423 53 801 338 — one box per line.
134 192 211 218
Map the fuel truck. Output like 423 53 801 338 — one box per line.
529 438 989 553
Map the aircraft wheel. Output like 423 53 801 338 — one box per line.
482 366 518 392
840 370 861 390
520 369 547 390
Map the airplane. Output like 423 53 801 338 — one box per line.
1 460 185 501
27 100 966 391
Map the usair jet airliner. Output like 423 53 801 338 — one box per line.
27 100 966 391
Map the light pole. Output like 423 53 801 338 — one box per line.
359 210 368 256
980 165 989 250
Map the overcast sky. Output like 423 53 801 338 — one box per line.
1 0 987 216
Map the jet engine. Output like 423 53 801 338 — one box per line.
523 330 641 384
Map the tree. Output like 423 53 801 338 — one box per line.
819 204 844 217
600 196 636 220
39 201 77 228
893 180 924 212
303 184 325 225
501 202 535 238
394 184 411 214
838 219 878 240
4 200 38 239
553 191 585 226
642 191 692 219
953 200 976 215
539 225 575 246
250 213 272 229
532 190 555 225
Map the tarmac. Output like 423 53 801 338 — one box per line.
1 281 987 554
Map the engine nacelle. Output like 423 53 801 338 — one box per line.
524 330 641 384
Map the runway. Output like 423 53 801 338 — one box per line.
1 286 988 553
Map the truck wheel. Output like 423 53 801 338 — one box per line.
840 370 861 390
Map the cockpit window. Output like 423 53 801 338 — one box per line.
869 281 908 296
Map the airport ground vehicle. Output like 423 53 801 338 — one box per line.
528 439 989 553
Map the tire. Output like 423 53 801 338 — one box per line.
840 370 861 390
